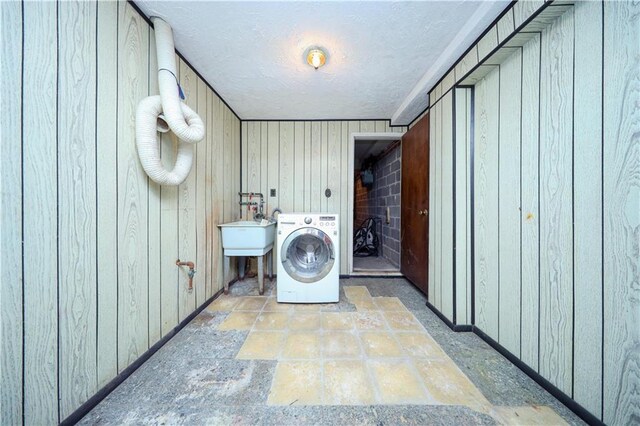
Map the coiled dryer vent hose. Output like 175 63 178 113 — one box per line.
135 17 205 186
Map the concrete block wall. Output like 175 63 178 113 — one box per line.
353 143 401 267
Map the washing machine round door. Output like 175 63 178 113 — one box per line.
281 228 335 283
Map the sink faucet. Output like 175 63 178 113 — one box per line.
270 207 282 222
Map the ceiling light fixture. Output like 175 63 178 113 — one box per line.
306 47 326 70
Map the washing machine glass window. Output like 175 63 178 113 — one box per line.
281 227 335 283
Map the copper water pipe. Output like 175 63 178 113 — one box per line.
176 260 196 291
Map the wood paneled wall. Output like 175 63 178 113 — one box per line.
427 89 472 325
471 2 639 423
0 2 240 423
241 121 406 275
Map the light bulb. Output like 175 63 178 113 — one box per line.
311 52 321 69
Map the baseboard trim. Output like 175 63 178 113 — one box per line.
424 300 602 425
61 281 236 425
424 300 473 332
471 327 603 426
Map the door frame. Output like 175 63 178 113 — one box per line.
347 132 405 274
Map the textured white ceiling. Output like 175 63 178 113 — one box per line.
136 1 508 124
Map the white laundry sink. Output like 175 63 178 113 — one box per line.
218 220 276 256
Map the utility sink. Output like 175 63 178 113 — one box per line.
218 220 276 256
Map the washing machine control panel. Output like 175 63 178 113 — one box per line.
304 217 312 224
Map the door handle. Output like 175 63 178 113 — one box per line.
418 209 428 216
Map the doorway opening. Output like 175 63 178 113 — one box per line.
348 133 403 275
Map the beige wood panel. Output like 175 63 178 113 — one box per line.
477 26 498 62
440 93 454 320
520 33 540 371
455 46 479 83
58 1 98 417
435 101 443 311
96 0 120 386
147 27 162 345
241 121 248 195
294 122 305 212
497 8 515 44
206 92 218 298
428 110 436 304
539 10 573 395
340 122 351 272
260 122 269 216
513 0 545 28
465 92 472 322
213 97 225 293
246 121 261 199
320 122 329 212
573 0 603 415
159 54 180 335
327 122 342 214
117 2 149 369
195 77 208 306
267 122 280 215
474 66 500 339
303 122 312 211
22 2 59 422
497 48 522 356
310 122 322 212
442 70 456 94
267 121 280 270
279 122 295 213
603 1 640 423
454 89 470 325
178 59 197 321
1 2 23 423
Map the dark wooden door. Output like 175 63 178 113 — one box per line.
401 113 429 295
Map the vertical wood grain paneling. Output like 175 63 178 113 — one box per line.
497 48 522 356
573 0 602 414
246 121 261 197
195 78 208 306
320 122 329 212
340 122 351 271
147 27 162 346
177 59 197 321
304 122 312 211
267 122 280 215
294 122 305 212
428 111 436 304
1 2 23 423
440 93 454 319
279 122 295 213
603 1 640 423
497 9 515 44
213 96 225 292
474 66 500 339
206 91 217 298
538 10 573 395
454 89 470 325
520 33 540 370
159 131 179 335
22 1 58 422
310 122 322 212
96 1 119 382
434 101 442 310
117 2 149 369
11 3 242 421
260 122 269 215
327 122 341 214
58 1 98 417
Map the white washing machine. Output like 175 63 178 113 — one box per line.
277 213 340 303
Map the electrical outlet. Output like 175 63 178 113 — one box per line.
270 188 276 197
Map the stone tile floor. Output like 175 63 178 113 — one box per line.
80 278 584 425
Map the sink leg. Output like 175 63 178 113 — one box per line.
223 255 230 295
258 255 264 295
267 250 273 281
238 256 246 281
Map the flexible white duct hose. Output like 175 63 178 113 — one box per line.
135 17 205 186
